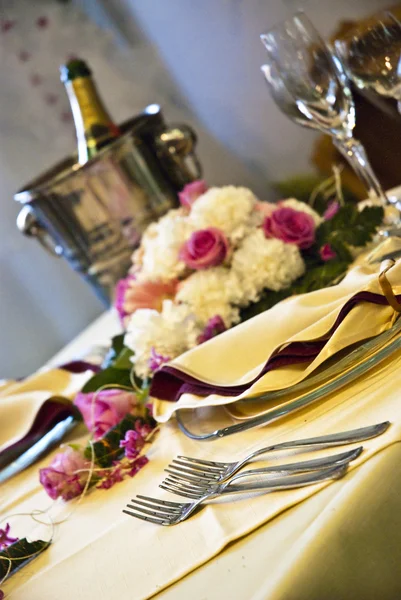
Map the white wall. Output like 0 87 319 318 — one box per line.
0 0 388 378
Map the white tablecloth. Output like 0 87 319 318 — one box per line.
3 311 401 600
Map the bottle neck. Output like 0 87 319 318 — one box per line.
65 76 119 162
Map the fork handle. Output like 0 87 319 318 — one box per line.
235 422 390 471
219 464 347 495
226 447 362 484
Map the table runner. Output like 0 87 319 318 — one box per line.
3 344 401 599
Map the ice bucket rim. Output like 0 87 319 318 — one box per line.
14 104 164 205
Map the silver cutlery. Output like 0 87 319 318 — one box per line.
0 415 77 484
161 447 362 498
123 464 347 526
164 422 389 486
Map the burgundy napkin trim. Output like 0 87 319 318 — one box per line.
150 291 398 402
0 399 74 468
58 360 100 374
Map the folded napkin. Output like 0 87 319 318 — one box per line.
0 367 94 467
151 260 401 423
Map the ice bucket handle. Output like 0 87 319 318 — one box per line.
16 205 63 257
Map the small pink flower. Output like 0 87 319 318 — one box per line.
134 418 154 438
198 315 226 344
119 429 145 460
323 201 340 220
178 180 208 209
39 448 90 501
123 279 178 316
319 244 337 262
0 523 18 551
97 463 124 490
148 347 170 372
74 389 135 440
263 207 315 249
180 228 229 270
126 455 149 477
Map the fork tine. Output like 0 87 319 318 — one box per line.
130 498 182 514
136 494 185 507
160 484 201 499
166 464 220 480
165 474 211 488
164 467 218 484
172 459 225 473
123 509 170 525
177 455 228 467
126 502 171 520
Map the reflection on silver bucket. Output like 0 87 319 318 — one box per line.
15 105 201 304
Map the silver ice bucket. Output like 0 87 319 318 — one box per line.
15 105 201 304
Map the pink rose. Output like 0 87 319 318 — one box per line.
323 201 340 220
178 180 208 209
180 227 229 270
39 447 90 501
319 243 337 262
263 207 315 249
74 389 135 440
123 279 178 315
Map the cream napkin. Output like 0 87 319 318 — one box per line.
0 368 92 459
152 260 401 423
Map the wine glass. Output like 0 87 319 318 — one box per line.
334 11 401 113
260 12 389 208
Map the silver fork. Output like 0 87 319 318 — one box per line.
123 464 348 526
164 422 389 486
160 447 362 498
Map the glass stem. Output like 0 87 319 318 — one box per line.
333 137 388 207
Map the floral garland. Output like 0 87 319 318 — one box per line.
116 180 383 380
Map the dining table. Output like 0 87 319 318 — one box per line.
2 273 401 600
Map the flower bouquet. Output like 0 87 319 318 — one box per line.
116 180 383 380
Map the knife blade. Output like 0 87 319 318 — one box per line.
0 416 77 484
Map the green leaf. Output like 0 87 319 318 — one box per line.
101 334 126 369
84 412 156 467
292 261 348 294
316 204 384 249
0 538 49 580
112 347 134 370
81 366 132 394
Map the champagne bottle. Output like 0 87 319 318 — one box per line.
60 58 120 164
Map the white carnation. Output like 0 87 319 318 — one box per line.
124 300 200 378
280 198 323 227
231 230 305 305
138 210 194 282
189 186 257 243
176 267 241 328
